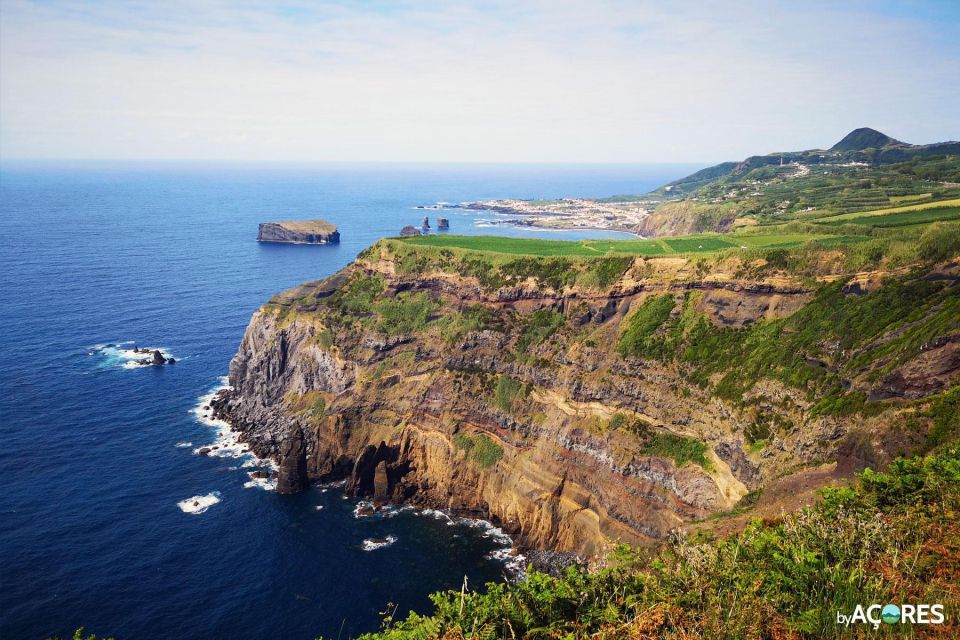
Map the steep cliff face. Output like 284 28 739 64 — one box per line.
212 241 959 555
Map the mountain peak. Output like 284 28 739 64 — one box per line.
830 127 903 151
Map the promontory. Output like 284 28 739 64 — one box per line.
257 219 340 244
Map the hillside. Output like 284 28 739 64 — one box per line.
448 129 960 238
830 127 903 151
656 128 960 203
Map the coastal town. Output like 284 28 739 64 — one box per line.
447 197 657 234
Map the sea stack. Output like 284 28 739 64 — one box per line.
421 216 431 230
257 220 340 244
437 217 449 230
399 225 420 237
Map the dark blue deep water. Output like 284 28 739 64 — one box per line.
0 161 698 640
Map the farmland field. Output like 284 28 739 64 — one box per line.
812 197 960 223
663 236 735 252
400 232 839 257
817 206 960 228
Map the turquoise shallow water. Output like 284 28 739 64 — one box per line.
0 161 700 640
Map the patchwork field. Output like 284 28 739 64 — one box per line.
812 197 960 223
817 205 960 228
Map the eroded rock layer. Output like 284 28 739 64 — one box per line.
212 243 960 555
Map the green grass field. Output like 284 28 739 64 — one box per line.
813 197 960 223
817 206 960 228
400 232 829 257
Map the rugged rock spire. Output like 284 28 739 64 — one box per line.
276 425 308 494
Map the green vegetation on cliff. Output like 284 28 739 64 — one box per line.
453 432 504 468
354 444 960 639
610 271 960 429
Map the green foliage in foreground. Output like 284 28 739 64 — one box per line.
353 444 960 640
453 432 504 468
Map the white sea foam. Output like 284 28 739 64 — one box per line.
315 505 324 511
409 506 518 572
191 378 278 491
244 473 278 491
417 508 454 524
353 500 375 518
91 342 177 370
487 548 526 576
177 492 221 514
175 441 192 448
380 504 414 518
361 535 397 551
461 517 513 547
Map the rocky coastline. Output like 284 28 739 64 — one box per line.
206 236 958 558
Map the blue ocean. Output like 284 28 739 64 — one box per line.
0 162 698 640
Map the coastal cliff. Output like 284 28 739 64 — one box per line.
213 238 959 556
257 220 340 244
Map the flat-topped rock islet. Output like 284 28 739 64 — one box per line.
257 220 340 244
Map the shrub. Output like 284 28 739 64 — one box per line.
452 432 503 468
470 435 504 468
500 257 579 290
617 294 675 358
334 273 385 313
607 412 628 430
918 221 960 262
374 292 436 335
493 375 524 413
316 328 334 348
590 256 633 288
516 309 565 353
641 432 712 470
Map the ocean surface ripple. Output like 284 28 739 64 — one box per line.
0 161 695 639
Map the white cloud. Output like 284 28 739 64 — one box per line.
1 0 958 162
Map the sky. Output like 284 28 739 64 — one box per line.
1 0 958 163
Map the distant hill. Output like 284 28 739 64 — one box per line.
657 128 960 196
830 127 902 151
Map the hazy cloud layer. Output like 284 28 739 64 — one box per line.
1 0 958 162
